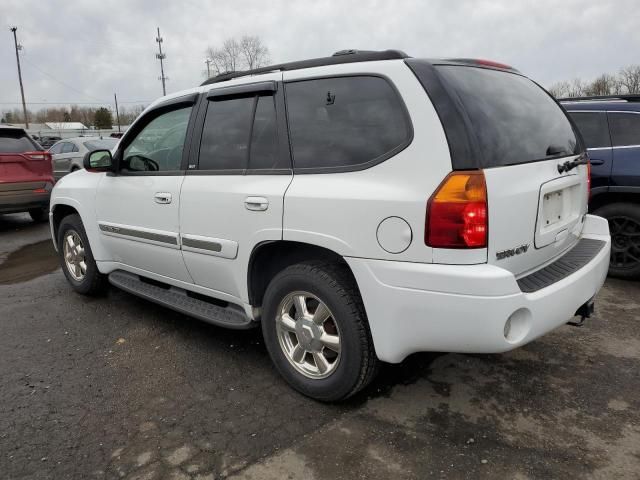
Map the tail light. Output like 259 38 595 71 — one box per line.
24 151 51 161
426 171 488 248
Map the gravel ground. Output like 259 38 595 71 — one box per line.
0 212 638 480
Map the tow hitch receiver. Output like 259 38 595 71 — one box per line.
568 299 595 327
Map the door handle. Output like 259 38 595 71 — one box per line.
589 159 605 166
245 196 269 211
154 192 172 204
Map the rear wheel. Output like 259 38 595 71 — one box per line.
28 207 47 222
594 203 640 279
57 214 108 295
261 261 378 402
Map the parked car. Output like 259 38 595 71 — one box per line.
39 136 62 150
50 50 611 401
0 126 54 221
561 95 640 278
49 137 118 180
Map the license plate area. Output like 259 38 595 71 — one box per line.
535 175 583 248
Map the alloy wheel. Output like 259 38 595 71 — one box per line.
63 230 87 281
609 216 640 270
276 291 341 379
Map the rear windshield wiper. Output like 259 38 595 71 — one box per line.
557 155 588 173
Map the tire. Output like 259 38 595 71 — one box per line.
57 214 108 295
261 261 378 402
28 207 48 222
594 202 640 279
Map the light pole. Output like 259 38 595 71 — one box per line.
10 26 29 128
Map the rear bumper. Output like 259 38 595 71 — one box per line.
346 214 611 363
0 181 51 214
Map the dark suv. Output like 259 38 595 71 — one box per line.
561 95 640 278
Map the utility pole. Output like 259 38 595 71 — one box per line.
113 93 121 133
155 27 167 96
10 26 29 128
205 58 212 78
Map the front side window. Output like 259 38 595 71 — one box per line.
285 76 411 170
122 106 192 172
62 142 75 154
568 112 611 149
609 112 640 147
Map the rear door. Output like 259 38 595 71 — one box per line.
567 110 613 193
429 64 588 276
608 111 640 188
179 74 292 301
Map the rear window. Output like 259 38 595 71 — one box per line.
436 66 579 167
285 76 411 171
84 138 118 151
0 129 38 153
568 111 611 149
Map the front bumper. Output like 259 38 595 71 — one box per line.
346 214 611 363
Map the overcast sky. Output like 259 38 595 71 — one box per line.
1 0 638 113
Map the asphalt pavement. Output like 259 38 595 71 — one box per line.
1 212 638 480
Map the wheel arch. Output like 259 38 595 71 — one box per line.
247 240 360 309
590 191 640 213
51 202 80 249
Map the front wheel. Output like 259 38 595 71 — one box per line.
594 203 640 279
57 214 108 295
261 261 378 402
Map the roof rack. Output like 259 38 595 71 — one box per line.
201 49 409 86
558 94 640 102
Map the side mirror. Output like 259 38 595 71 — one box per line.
83 149 114 172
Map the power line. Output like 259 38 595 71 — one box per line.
20 56 106 103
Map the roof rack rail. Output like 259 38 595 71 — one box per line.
558 94 640 102
201 49 409 86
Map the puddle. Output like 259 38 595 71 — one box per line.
0 240 60 285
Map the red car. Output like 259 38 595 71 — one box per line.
0 126 54 222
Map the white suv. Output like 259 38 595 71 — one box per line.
49 50 611 401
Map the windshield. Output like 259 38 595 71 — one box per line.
436 65 580 167
83 138 118 151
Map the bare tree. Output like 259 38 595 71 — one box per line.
548 81 571 98
567 78 587 98
239 35 270 70
619 65 640 94
585 74 621 96
205 35 270 77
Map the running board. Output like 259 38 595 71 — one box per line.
108 270 253 329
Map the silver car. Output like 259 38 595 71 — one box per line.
49 137 118 180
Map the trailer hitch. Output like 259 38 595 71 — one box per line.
568 299 595 327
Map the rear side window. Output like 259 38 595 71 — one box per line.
609 112 640 147
568 112 611 149
435 66 579 167
49 142 63 154
0 129 37 153
198 94 284 172
285 76 411 171
62 143 75 154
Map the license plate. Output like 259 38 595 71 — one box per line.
541 190 565 227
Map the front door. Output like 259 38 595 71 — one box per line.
95 100 196 283
179 74 292 301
